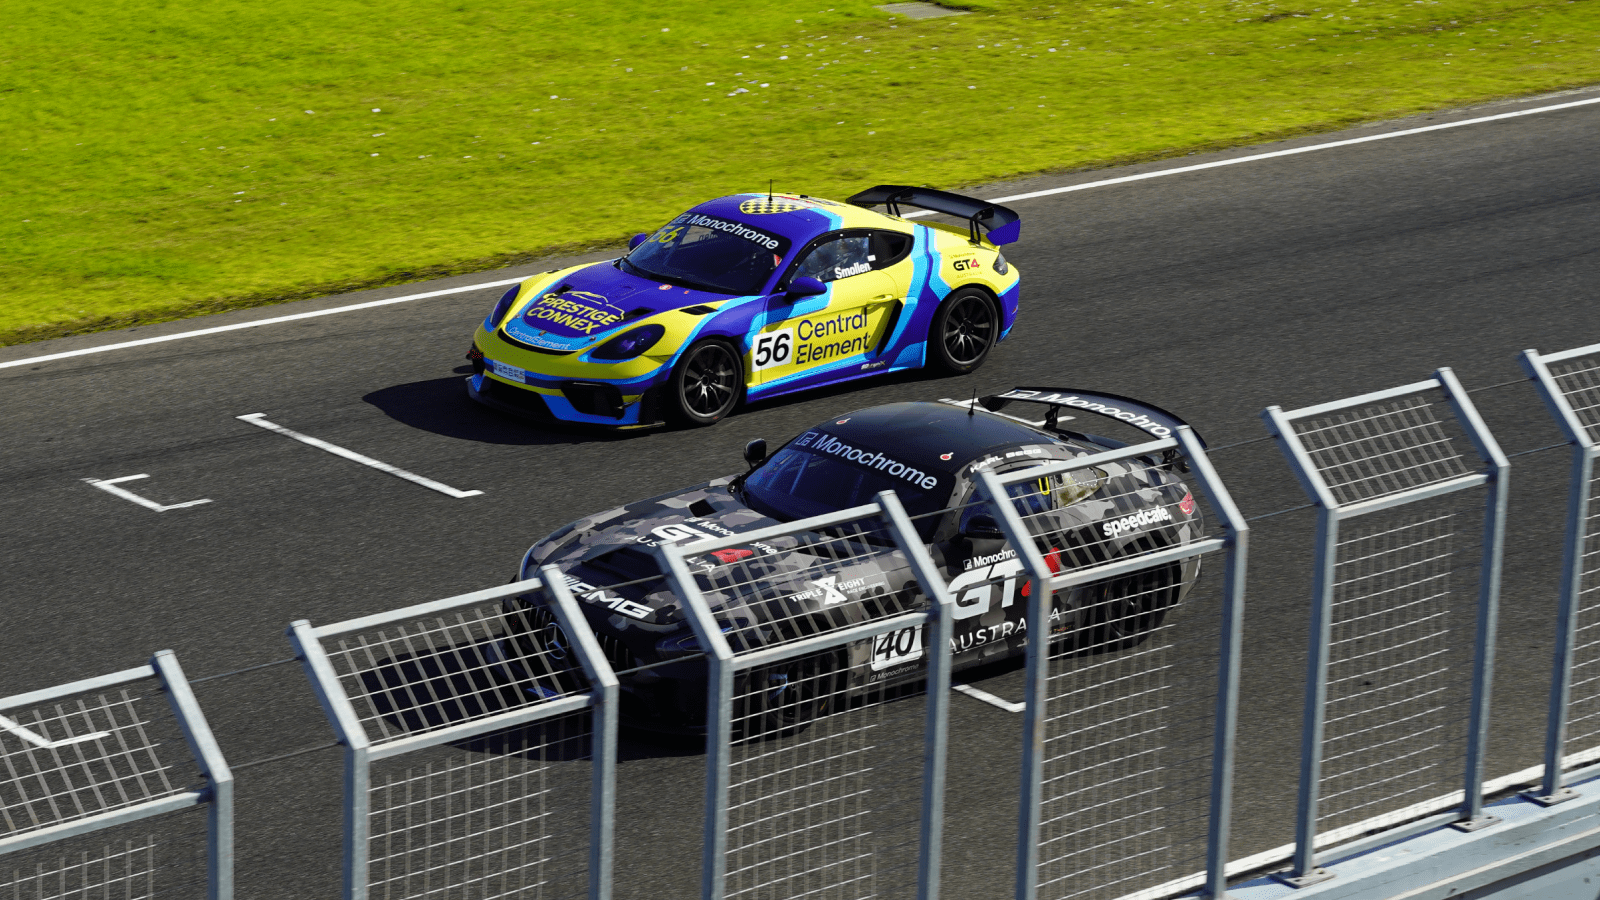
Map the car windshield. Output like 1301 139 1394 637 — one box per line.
742 431 948 537
622 213 791 295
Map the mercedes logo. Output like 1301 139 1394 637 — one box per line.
542 621 570 661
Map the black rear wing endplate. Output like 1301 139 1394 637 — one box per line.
847 184 1021 245
976 387 1204 448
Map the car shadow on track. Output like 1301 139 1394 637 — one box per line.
364 363 995 447
357 635 702 762
361 367 634 447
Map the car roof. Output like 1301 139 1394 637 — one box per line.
688 193 903 247
801 401 1057 477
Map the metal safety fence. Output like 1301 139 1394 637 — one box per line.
1261 367 1509 885
18 340 1600 900
287 573 619 900
1522 342 1600 804
0 652 232 900
655 491 955 900
977 426 1247 900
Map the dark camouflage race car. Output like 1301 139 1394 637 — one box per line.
499 389 1205 731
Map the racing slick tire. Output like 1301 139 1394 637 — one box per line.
1073 537 1184 654
733 648 848 740
928 287 998 375
669 339 743 427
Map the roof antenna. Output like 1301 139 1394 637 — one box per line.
768 179 774 201
969 388 977 417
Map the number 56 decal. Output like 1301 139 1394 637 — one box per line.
752 328 794 371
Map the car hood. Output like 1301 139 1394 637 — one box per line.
523 477 910 634
500 262 732 353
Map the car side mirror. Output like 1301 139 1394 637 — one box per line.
744 438 768 470
628 233 649 250
962 514 1004 540
784 276 826 298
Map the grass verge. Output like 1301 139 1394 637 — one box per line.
3 0 1598 345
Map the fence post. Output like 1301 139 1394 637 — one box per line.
1177 426 1251 900
654 544 737 900
288 619 374 900
1262 405 1342 886
1521 346 1600 804
977 466 1057 900
541 566 620 900
152 650 235 900
872 490 956 900
1438 367 1510 830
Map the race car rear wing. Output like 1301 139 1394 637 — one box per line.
847 185 1022 246
945 387 1204 448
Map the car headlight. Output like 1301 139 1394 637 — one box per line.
993 251 1009 276
485 284 521 330
591 324 666 360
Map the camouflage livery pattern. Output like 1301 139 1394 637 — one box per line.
503 397 1205 730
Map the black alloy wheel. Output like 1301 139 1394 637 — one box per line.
732 649 847 740
929 287 998 374
1073 549 1184 654
670 340 742 426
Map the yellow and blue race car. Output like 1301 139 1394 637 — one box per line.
466 185 1021 428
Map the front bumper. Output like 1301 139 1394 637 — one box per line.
467 326 673 428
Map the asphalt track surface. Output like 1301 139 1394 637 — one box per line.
4 85 1599 898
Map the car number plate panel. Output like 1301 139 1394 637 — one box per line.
490 360 525 383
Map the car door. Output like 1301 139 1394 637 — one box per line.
751 231 899 386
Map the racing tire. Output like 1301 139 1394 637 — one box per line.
928 287 998 375
732 649 848 741
668 339 742 427
1071 541 1184 655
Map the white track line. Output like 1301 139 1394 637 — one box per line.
0 714 109 749
237 413 484 498
5 93 1596 373
917 93 1600 212
0 277 524 371
953 682 1026 713
83 474 212 512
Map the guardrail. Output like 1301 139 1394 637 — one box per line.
11 339 1600 900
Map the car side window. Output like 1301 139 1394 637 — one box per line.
794 234 872 283
869 231 913 270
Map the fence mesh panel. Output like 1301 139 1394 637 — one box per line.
319 597 588 746
1553 352 1600 765
1317 500 1475 833
367 712 593 900
1566 469 1600 761
0 792 207 900
725 657 926 900
1549 354 1600 443
994 461 1219 900
1035 566 1218 900
1291 394 1472 506
1 689 188 838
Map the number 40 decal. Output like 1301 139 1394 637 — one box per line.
753 329 794 371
